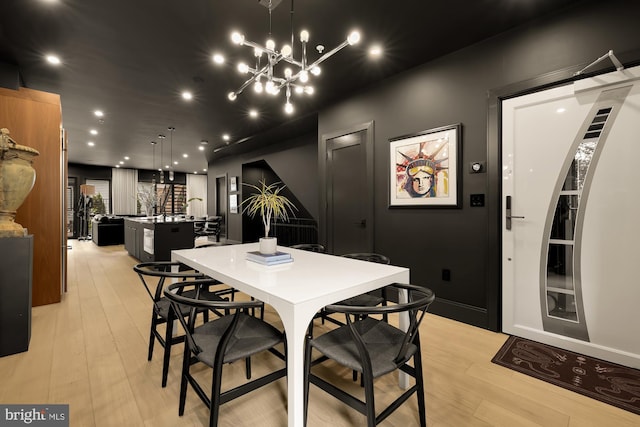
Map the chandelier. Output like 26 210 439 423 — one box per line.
217 0 361 115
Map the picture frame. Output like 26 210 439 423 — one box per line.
229 176 238 192
229 194 238 214
389 123 461 208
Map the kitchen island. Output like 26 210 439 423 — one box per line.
124 217 195 261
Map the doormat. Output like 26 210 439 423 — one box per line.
492 335 640 416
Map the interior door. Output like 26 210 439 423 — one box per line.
502 65 640 368
326 129 373 255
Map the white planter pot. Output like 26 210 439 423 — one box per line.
259 237 277 255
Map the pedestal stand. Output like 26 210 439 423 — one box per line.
0 235 33 356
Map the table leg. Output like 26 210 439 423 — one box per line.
272 302 316 427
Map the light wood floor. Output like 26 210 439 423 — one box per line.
1 240 639 426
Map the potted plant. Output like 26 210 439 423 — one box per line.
137 185 158 217
242 179 297 254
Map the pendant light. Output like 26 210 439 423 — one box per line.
150 140 157 185
158 133 166 184
168 126 175 181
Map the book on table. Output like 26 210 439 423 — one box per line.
246 250 293 264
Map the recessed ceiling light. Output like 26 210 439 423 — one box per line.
212 53 225 64
202 168 207 172
182 91 193 101
249 109 258 118
200 140 208 145
173 161 179 165
87 141 95 147
193 171 198 174
182 153 188 158
89 129 98 135
45 54 61 65
94 110 104 117
124 156 130 160
198 146 205 151
119 161 124 165
222 134 230 141
115 164 120 168
369 44 383 57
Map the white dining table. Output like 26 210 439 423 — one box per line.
172 242 410 427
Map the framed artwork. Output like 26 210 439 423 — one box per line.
389 123 461 208
229 176 238 192
229 194 238 214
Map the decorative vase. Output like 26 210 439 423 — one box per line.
259 236 277 255
0 128 39 238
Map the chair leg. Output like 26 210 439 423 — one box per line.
210 360 224 427
148 312 157 361
414 345 427 427
362 369 376 427
162 318 173 387
303 338 312 427
245 357 252 380
178 345 190 416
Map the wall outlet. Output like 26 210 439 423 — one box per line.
470 193 485 207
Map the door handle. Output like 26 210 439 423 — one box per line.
505 196 525 230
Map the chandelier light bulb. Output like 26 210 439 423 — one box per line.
300 30 309 43
265 39 276 51
254 80 263 93
231 32 245 45
228 92 237 101
169 170 174 181
284 68 293 79
347 31 361 45
281 45 292 58
284 102 294 114
237 62 249 73
295 86 304 94
254 47 263 57
299 70 309 83
304 86 314 95
310 66 321 76
265 80 276 94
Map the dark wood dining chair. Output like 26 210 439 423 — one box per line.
133 261 228 387
304 283 435 427
164 280 287 427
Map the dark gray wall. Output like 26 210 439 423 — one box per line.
203 0 640 330
208 132 318 243
317 0 640 330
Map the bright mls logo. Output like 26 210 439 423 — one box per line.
0 405 68 426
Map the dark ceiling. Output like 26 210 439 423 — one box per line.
0 0 585 174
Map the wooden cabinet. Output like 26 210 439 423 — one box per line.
0 87 65 306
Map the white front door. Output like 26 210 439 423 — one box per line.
502 66 640 368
